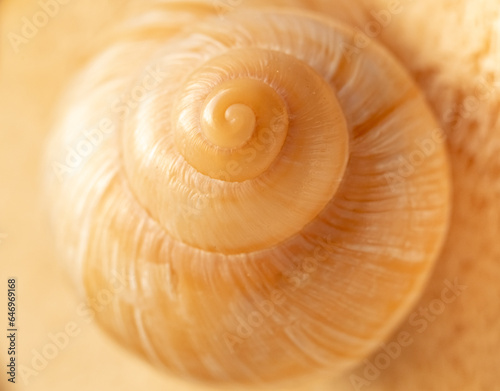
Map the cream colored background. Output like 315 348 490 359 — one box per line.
1 0 499 390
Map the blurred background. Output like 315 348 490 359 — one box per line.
1 0 499 390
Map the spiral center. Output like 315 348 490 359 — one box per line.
176 76 289 181
202 97 256 148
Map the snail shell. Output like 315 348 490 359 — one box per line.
45 1 450 386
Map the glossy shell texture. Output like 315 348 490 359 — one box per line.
45 1 450 385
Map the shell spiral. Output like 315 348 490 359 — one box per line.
45 2 450 386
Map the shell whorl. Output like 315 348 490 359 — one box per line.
45 4 450 386
123 45 349 254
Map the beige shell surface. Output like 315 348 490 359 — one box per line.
44 2 450 387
